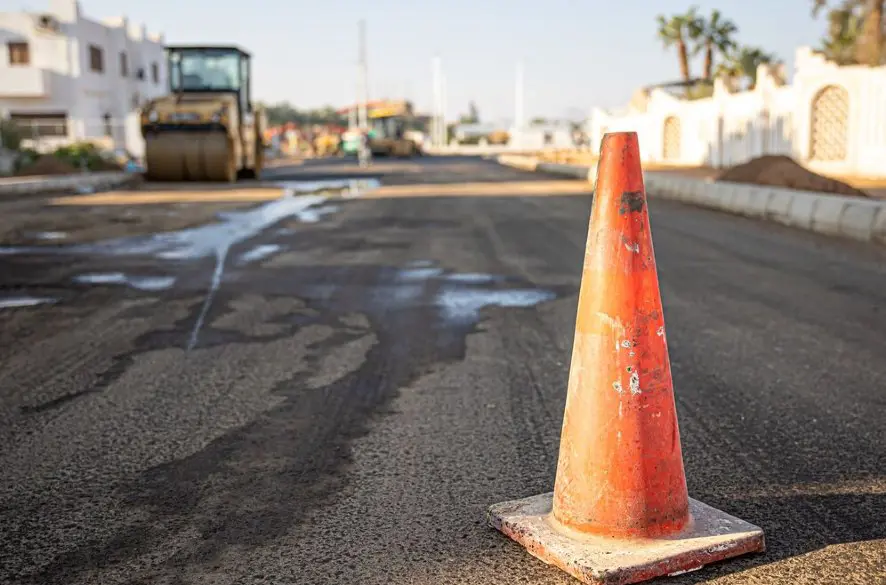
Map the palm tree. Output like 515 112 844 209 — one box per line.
696 10 738 79
820 7 864 64
716 46 780 90
812 0 884 65
656 7 704 84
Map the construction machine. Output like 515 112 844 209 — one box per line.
361 101 422 157
141 45 265 182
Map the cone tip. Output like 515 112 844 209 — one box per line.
596 132 644 194
600 131 639 155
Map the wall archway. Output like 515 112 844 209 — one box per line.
809 85 849 161
663 116 681 160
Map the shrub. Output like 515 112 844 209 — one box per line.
52 142 106 170
0 120 23 151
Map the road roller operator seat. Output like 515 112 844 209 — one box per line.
141 45 266 182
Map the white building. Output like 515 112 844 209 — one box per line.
589 47 886 179
0 0 167 157
509 123 576 150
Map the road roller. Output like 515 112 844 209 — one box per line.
141 45 266 182
367 101 422 158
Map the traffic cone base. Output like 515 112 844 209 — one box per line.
488 493 764 585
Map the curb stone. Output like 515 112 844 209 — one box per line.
0 171 133 197
497 156 886 246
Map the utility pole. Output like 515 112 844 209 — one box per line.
515 60 524 133
441 72 447 146
432 56 442 147
349 71 357 130
357 19 368 131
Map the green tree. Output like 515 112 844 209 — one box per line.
716 46 780 90
0 120 23 151
812 0 884 65
656 7 704 85
459 101 480 124
695 9 738 79
820 6 865 64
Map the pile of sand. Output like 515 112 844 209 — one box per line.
15 155 79 177
717 155 868 197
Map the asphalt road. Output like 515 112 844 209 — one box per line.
0 156 883 585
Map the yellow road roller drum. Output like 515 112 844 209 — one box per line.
141 45 266 182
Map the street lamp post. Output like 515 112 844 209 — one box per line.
357 19 368 131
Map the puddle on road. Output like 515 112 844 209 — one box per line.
436 288 553 323
0 296 56 309
0 174 557 352
34 231 67 241
74 273 176 291
406 260 434 268
293 205 340 224
0 189 353 348
277 178 381 199
440 273 498 285
238 244 282 265
303 261 556 329
397 266 444 281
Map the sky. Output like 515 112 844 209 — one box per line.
20 0 829 122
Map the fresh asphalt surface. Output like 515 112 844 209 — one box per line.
0 156 883 584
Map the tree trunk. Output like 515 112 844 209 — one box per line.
704 42 713 79
677 40 690 81
677 39 691 97
856 0 884 65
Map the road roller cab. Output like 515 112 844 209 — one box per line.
141 45 266 182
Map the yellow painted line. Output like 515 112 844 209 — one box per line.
51 179 591 206
369 180 591 198
265 158 305 168
52 188 286 206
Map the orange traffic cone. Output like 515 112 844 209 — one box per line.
488 132 764 585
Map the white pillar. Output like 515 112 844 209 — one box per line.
357 19 368 131
441 72 447 146
515 60 524 130
432 56 442 146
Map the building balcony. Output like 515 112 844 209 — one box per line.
0 67 50 98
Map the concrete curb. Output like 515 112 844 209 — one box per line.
0 171 133 197
497 154 539 172
537 162 593 180
496 156 886 246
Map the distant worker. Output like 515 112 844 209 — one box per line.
358 129 372 168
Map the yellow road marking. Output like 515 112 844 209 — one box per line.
51 179 591 206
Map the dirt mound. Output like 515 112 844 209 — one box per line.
717 155 868 197
15 155 79 177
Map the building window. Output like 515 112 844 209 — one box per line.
136 67 145 80
7 42 30 66
8 112 68 138
103 113 112 137
89 45 104 73
151 62 159 83
119 52 128 76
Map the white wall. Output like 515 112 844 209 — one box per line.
0 0 166 155
509 126 575 149
590 47 886 179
